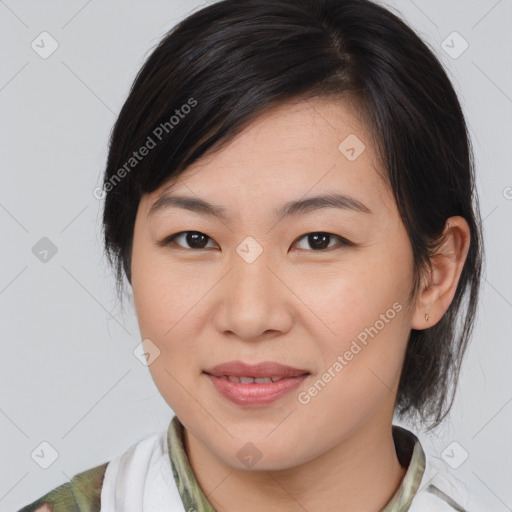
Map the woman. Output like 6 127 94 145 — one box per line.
18 0 495 510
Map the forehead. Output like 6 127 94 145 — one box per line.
142 96 392 218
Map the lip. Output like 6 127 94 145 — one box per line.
203 360 310 379
203 360 310 407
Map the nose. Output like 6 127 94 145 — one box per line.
212 247 294 342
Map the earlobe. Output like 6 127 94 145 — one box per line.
411 216 471 329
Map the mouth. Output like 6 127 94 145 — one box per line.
203 360 310 379
204 375 307 383
202 361 311 406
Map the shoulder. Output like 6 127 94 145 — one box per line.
16 461 108 512
409 452 499 511
18 429 173 512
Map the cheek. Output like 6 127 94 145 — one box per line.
294 241 414 386
297 254 412 337
131 242 204 412
131 233 184 334
131 240 212 371
295 266 412 426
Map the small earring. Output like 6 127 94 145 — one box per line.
425 313 429 321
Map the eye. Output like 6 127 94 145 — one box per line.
292 232 354 251
159 231 353 251
159 231 218 250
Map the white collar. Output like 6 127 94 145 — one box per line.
100 428 185 512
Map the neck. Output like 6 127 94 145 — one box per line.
183 418 408 512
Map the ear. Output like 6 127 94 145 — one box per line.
412 216 471 329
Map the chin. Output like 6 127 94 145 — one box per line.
218 437 309 472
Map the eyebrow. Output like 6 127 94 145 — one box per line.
148 192 372 221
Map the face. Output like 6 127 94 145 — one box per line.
130 97 417 471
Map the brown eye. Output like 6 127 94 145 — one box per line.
160 231 218 250
293 232 353 251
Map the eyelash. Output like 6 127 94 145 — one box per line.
158 231 355 252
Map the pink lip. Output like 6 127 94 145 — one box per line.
204 373 309 406
203 360 310 406
203 360 310 379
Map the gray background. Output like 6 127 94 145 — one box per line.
1 0 511 510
